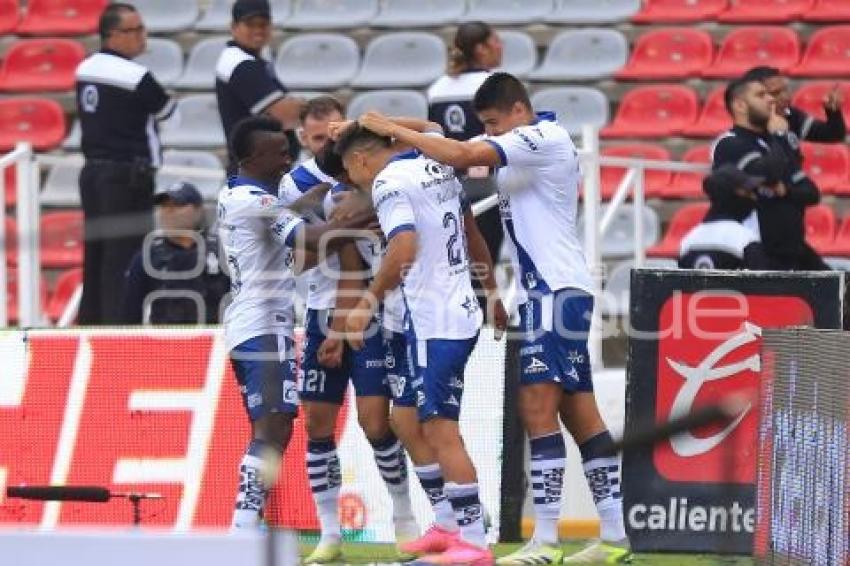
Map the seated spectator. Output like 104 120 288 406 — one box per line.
679 165 769 270
122 182 230 324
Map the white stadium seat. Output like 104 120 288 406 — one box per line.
286 0 378 30
464 0 554 25
269 0 293 26
531 87 610 136
160 95 225 148
42 161 82 207
372 0 466 28
546 0 640 24
275 33 359 89
129 0 198 33
194 0 231 31
347 90 428 120
173 36 228 90
352 32 446 88
62 119 81 150
496 30 537 79
530 29 628 81
157 150 225 202
134 38 183 87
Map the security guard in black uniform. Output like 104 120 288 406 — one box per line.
75 3 175 324
712 77 829 271
122 182 229 324
215 0 303 172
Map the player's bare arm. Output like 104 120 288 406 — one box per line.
358 111 502 170
318 242 367 367
464 209 508 340
345 231 416 350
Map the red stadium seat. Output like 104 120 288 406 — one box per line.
40 210 83 268
0 0 20 34
803 0 850 22
702 27 800 78
804 204 836 253
683 87 732 138
600 144 672 200
791 81 850 121
16 0 108 36
601 85 699 138
5 216 17 265
6 269 49 325
801 143 850 195
646 202 710 258
789 26 850 78
47 267 82 322
632 0 728 23
4 167 15 208
718 0 813 23
615 28 713 80
821 215 850 256
664 145 712 200
0 39 86 93
0 98 66 152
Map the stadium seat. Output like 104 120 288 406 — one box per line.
529 29 628 82
600 144 672 200
351 33 445 89
286 0 378 29
63 119 81 150
4 167 15 208
616 28 713 80
47 267 82 323
157 150 225 202
496 31 537 79
347 90 428 120
791 81 850 121
130 0 198 33
804 204 836 253
0 39 86 93
5 269 49 325
40 210 84 269
719 0 813 23
160 95 225 148
464 0 553 24
801 143 850 195
372 0 466 27
0 0 20 34
547 0 640 24
0 98 66 152
703 27 801 79
683 87 732 138
42 161 83 207
804 0 850 22
602 258 678 316
269 0 292 25
133 38 183 87
531 87 609 136
274 34 359 89
789 26 850 78
4 217 17 265
821 216 850 256
664 145 712 200
646 202 710 258
194 0 232 31
16 0 107 35
577 204 660 258
601 85 699 138
632 0 728 23
173 36 228 90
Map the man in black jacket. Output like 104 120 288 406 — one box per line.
712 77 829 271
679 165 769 270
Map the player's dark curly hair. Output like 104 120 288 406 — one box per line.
333 123 392 158
314 139 345 178
473 72 532 113
229 116 283 161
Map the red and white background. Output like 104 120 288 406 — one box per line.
0 328 506 542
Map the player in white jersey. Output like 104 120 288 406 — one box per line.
359 73 632 565
334 124 493 565
218 116 373 531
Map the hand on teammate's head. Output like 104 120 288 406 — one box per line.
328 120 355 141
358 112 395 138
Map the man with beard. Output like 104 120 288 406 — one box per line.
712 77 828 271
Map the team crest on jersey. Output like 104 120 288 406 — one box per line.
81 84 99 113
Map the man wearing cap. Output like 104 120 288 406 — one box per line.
679 165 770 270
121 181 230 324
215 0 303 172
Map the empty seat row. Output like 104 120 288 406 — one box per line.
4 211 83 269
617 26 850 81
4 266 80 324
633 0 850 24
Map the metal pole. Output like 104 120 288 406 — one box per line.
15 144 39 327
581 125 603 369
0 158 7 327
633 165 645 268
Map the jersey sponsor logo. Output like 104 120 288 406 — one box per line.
420 165 456 190
81 84 99 113
525 356 549 374
364 359 384 369
444 104 467 134
654 293 813 484
512 128 539 151
374 189 402 210
520 344 544 356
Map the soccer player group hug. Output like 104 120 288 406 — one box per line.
217 73 631 565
